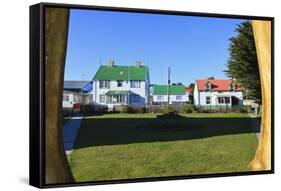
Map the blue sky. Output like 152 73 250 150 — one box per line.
65 9 246 85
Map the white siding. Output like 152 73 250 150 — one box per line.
153 94 188 104
194 81 243 106
194 89 243 106
92 79 149 108
62 92 80 108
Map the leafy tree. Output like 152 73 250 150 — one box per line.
225 21 261 103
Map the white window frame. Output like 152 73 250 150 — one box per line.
176 95 182 100
206 96 211 104
73 94 80 102
63 93 69 101
99 80 110 89
157 95 164 101
225 97 230 104
131 80 141 88
218 97 230 104
99 95 106 103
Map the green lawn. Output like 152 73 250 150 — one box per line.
68 113 258 182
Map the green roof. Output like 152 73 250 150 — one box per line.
93 65 148 80
153 85 185 95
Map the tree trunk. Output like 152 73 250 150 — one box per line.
45 7 74 184
249 20 271 170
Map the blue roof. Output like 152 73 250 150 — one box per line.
64 81 93 93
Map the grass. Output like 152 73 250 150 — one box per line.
68 113 258 182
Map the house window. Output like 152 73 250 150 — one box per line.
218 97 223 104
73 95 80 102
99 95 106 103
100 80 110 89
176 95 182 100
206 96 211 104
225 97 230 104
218 97 230 104
117 80 123 87
108 95 126 103
131 80 141 88
63 93 69 101
130 94 140 103
157 95 164 101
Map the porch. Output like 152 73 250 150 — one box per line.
105 90 129 104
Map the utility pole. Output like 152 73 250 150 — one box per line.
128 66 130 104
167 67 170 105
81 73 84 105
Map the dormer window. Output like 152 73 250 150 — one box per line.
205 82 211 91
117 80 123 87
230 82 235 91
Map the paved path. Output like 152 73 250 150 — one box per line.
248 114 261 142
63 115 83 155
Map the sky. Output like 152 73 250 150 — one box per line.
64 9 246 85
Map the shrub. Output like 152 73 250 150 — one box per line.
149 106 162 113
115 105 146 113
240 105 250 113
162 105 175 114
140 106 146 113
180 104 194 113
116 105 128 113
127 106 135 113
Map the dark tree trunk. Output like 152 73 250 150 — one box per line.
45 7 74 184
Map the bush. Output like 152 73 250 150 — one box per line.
114 105 128 113
127 106 135 113
180 104 194 113
114 105 147 114
162 105 175 114
149 106 162 113
240 105 250 113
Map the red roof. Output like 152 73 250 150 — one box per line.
196 79 241 91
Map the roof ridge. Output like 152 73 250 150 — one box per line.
93 64 148 80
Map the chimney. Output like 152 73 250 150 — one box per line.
108 59 114 67
136 60 141 67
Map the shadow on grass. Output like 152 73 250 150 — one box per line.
73 116 260 149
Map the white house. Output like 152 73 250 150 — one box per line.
152 84 188 105
62 91 81 109
62 81 93 109
91 60 150 109
193 79 243 106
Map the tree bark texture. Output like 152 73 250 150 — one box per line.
45 7 74 184
249 20 272 171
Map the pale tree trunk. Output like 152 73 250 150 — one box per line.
249 20 271 171
45 8 74 184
